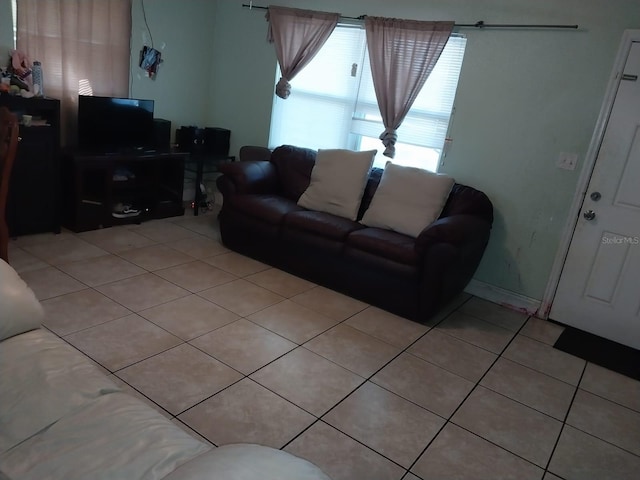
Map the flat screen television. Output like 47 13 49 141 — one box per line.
77 95 155 153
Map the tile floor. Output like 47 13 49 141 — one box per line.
8 209 640 480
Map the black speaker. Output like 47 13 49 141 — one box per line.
175 126 202 153
203 127 230 157
176 126 230 157
153 118 171 151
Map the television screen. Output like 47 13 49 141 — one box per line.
78 95 155 152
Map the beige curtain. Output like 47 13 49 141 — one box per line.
17 0 132 146
266 5 339 99
365 17 453 157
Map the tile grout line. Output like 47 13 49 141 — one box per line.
39 223 361 439
278 297 480 473
542 361 588 476
52 234 476 475
30 228 424 462
281 418 410 475
280 297 519 476
23 226 638 476
275 303 451 470
550 377 640 460
402 315 541 476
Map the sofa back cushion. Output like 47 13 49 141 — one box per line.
269 145 317 201
357 167 383 220
268 145 493 226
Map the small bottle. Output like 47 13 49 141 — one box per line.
32 61 44 97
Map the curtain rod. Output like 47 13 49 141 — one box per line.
241 4 579 29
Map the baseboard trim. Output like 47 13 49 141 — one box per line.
464 280 541 317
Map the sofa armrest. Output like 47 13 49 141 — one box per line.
415 215 492 318
415 215 491 255
216 161 279 196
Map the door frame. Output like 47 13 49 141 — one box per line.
540 29 640 319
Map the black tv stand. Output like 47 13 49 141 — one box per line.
61 149 188 232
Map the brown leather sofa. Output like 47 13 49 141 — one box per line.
216 145 493 323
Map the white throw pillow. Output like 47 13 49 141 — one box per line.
361 162 455 237
297 149 376 221
0 259 43 341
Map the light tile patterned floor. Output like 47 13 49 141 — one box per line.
8 211 640 480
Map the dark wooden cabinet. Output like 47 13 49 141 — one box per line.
0 95 61 236
61 151 187 232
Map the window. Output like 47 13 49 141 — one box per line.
269 24 466 171
11 0 16 47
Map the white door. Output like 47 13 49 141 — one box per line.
550 41 640 350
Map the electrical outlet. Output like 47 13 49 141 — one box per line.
557 152 578 170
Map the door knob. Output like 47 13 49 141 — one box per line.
583 210 596 221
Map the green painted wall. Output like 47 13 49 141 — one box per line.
129 0 217 137
206 0 639 301
3 0 639 303
0 0 13 64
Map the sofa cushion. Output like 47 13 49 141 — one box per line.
361 163 455 237
217 160 279 195
0 392 210 480
298 149 376 221
270 145 317 201
0 329 120 453
226 194 304 224
357 167 383 220
285 210 365 241
0 259 43 341
346 228 420 266
163 444 330 480
441 183 494 224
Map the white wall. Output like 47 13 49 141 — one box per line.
206 0 640 301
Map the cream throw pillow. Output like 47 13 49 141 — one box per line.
361 163 455 237
297 149 376 220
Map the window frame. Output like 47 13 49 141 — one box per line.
268 23 466 172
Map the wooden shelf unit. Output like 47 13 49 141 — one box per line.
61 150 187 232
0 95 61 236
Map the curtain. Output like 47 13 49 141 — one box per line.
365 17 453 157
17 0 132 146
266 5 339 99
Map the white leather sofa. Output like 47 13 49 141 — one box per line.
0 259 330 480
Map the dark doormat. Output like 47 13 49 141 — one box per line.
553 326 640 381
